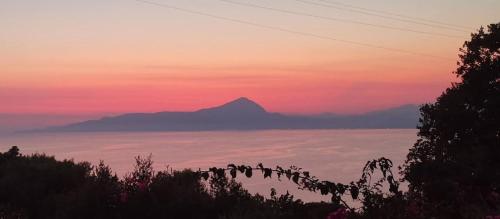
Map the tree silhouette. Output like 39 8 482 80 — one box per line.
403 23 500 218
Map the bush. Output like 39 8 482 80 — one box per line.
0 147 339 219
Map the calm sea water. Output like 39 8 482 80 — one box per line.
0 129 417 202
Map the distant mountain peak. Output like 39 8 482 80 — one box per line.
197 97 267 115
224 97 261 106
231 97 253 103
40 98 420 132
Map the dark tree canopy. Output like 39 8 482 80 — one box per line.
403 23 500 218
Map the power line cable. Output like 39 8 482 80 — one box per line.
294 0 470 33
218 0 462 38
134 0 455 61
314 0 473 30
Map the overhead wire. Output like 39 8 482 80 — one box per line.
313 0 473 30
218 0 463 39
134 0 456 61
294 0 470 33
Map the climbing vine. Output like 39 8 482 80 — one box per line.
198 157 400 211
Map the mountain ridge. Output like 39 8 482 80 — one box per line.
43 98 420 132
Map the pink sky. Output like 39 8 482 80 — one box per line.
1 0 498 116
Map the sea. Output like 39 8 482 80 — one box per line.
0 129 417 202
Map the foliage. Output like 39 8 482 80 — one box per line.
403 23 500 218
200 157 400 213
0 147 343 219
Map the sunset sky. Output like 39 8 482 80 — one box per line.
1 0 499 117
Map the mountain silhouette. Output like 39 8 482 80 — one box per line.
45 98 420 132
196 97 267 116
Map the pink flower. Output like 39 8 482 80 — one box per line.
326 208 347 219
